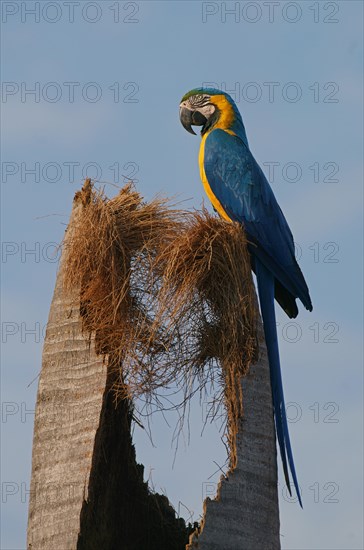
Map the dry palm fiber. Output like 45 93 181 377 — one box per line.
154 210 258 468
63 180 258 468
63 179 182 397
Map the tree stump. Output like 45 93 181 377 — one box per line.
187 329 280 549
27 187 189 550
28 182 280 550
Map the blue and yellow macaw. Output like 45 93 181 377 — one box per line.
179 88 312 507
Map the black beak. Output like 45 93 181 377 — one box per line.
179 106 207 135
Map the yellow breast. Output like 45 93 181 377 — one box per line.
198 131 233 222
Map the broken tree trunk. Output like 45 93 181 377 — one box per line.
27 188 189 550
187 326 280 550
27 194 107 549
28 182 280 550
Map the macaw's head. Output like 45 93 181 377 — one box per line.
179 88 241 136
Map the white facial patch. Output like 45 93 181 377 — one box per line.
179 100 216 118
200 104 215 117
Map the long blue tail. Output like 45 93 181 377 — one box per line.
255 258 303 507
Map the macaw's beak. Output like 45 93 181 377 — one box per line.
179 106 207 135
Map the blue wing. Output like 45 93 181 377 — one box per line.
204 128 311 507
204 129 312 317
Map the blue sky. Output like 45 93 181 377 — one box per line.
1 1 363 548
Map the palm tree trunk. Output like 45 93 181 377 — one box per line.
28 183 280 549
187 326 281 550
27 189 189 550
27 195 107 549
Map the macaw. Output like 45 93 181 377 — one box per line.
179 88 312 507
